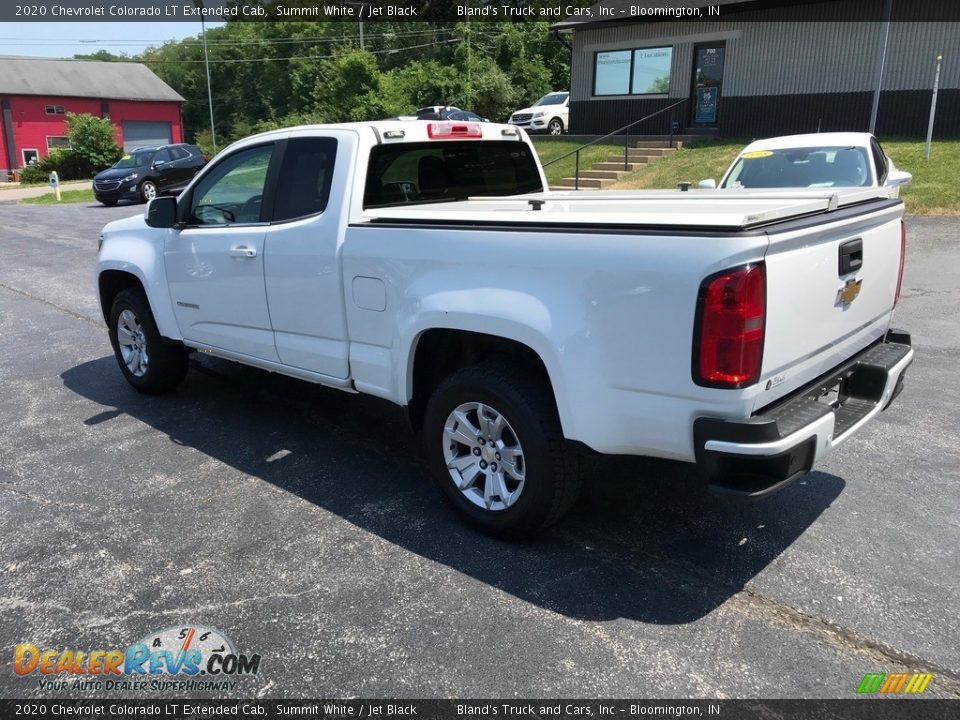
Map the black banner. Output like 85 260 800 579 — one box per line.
6 0 960 23
0 700 958 720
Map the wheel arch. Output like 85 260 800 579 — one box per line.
405 326 568 437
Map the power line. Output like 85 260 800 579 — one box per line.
139 38 457 63
0 28 457 48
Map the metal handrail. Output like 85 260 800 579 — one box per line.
541 99 687 190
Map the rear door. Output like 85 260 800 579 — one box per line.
262 130 355 378
758 201 904 408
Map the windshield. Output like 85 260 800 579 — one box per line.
113 150 156 169
722 146 873 189
364 141 543 208
533 93 568 107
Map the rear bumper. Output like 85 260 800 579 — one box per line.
694 329 914 498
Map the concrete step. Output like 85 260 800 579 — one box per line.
577 170 628 180
559 176 615 189
607 155 648 164
549 184 600 191
593 162 643 171
627 147 676 157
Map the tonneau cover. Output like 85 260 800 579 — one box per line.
361 188 896 231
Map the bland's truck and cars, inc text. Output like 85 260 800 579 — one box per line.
95 120 913 537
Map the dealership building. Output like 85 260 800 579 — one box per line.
554 0 959 138
0 56 184 178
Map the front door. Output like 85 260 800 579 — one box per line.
164 142 280 362
691 43 725 126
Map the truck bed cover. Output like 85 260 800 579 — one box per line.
362 188 897 231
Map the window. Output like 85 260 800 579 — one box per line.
152 148 174 164
45 105 65 115
871 139 888 185
46 136 70 151
188 144 274 225
21 149 39 166
594 46 672 96
364 141 543 209
272 137 337 222
169 147 191 161
722 146 873 189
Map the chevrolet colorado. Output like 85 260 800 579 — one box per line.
96 120 913 537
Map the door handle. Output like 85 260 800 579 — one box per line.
229 246 257 259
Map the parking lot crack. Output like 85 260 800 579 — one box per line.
0 280 100 327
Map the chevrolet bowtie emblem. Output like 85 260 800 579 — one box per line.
836 278 863 305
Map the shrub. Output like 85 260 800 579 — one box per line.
66 113 122 171
18 148 93 185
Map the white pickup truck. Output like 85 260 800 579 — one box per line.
96 120 913 537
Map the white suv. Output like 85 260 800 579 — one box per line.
509 91 569 135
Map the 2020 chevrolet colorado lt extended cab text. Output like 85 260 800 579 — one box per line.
96 121 913 537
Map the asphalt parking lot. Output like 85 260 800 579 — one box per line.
0 200 958 700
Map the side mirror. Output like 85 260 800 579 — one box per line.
145 196 178 229
887 169 912 188
698 178 717 189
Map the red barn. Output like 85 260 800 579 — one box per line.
0 56 185 178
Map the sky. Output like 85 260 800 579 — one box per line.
0 22 225 59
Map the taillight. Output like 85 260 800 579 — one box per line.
693 263 766 388
427 122 483 139
895 220 906 305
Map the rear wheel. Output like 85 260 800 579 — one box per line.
108 288 188 394
423 362 581 538
139 180 158 203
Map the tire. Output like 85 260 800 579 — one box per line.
548 118 564 136
99 199 118 207
139 180 158 203
108 288 188 394
423 361 581 539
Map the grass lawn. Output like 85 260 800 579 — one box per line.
883 140 960 215
20 188 96 205
606 137 959 215
532 139 624 187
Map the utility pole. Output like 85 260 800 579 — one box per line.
869 0 892 134
925 54 943 160
194 0 217 155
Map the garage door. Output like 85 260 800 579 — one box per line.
121 121 172 152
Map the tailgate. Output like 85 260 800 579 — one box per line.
757 200 904 410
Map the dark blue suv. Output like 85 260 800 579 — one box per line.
93 143 207 206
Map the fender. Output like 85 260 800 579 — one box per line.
97 221 181 341
396 290 580 442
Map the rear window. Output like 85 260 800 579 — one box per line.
364 141 543 209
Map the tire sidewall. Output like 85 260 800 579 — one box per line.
140 180 157 203
424 370 558 537
549 119 563 135
107 290 162 391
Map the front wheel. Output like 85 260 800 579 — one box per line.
108 288 188 394
423 362 581 538
139 180 158 203
548 118 564 135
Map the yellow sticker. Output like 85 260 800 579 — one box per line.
122 154 131 160
741 150 774 159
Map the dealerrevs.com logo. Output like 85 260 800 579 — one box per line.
14 625 261 693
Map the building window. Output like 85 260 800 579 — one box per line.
594 46 673 96
47 136 71 151
45 105 66 115
22 149 39 166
